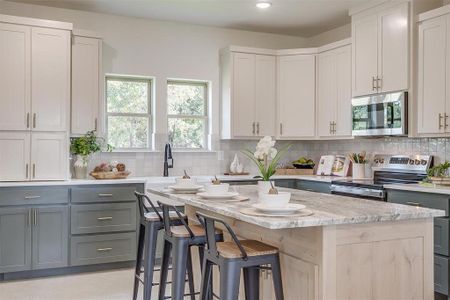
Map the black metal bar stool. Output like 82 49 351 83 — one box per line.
157 201 224 300
133 191 187 300
196 212 284 300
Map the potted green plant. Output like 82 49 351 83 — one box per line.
70 131 113 179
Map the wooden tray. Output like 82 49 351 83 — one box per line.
90 171 131 180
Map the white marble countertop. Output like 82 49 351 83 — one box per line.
0 174 346 188
147 185 444 229
385 183 450 195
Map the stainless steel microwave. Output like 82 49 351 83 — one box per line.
352 91 407 137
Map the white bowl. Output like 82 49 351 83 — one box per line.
258 192 291 208
204 183 230 195
175 178 197 187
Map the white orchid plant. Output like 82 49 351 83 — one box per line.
242 136 291 181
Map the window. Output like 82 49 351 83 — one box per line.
105 76 152 149
167 80 208 149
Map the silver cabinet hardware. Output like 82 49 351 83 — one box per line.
97 247 113 252
27 210 31 227
406 201 422 207
26 113 30 128
372 77 377 91
94 118 98 131
97 216 113 221
25 164 29 179
33 209 37 226
256 122 260 135
98 193 113 197
445 113 449 129
279 123 283 135
376 77 382 91
32 113 36 128
439 113 444 129
32 164 36 179
252 122 255 135
332 121 337 134
24 195 41 200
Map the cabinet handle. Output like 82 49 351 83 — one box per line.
256 122 260 135
333 121 337 134
97 216 113 221
445 113 449 129
33 113 36 128
406 201 422 207
98 193 113 197
24 195 41 200
32 164 36 179
26 113 30 128
33 209 37 226
439 113 444 129
372 77 377 91
279 123 283 136
377 77 382 91
94 118 98 131
25 164 29 179
252 122 255 135
97 247 113 252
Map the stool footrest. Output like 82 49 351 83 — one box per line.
163 292 200 299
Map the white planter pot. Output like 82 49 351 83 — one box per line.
352 163 366 179
258 180 275 196
73 155 89 179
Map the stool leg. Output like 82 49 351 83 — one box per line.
186 247 196 300
158 239 172 300
143 223 159 300
243 267 260 300
171 238 190 300
199 259 213 300
220 261 241 300
271 254 284 300
132 223 145 300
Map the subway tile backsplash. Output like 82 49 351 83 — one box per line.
79 137 450 178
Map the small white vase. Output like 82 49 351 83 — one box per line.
258 180 275 196
74 155 89 179
230 154 239 173
352 163 366 179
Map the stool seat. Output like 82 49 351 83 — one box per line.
144 211 184 221
217 240 278 259
170 224 222 238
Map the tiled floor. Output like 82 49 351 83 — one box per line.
0 268 142 300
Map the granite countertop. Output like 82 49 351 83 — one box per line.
384 183 450 195
147 185 444 229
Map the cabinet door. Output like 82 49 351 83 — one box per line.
378 2 409 93
72 36 100 135
317 50 337 138
31 132 68 180
352 14 378 97
335 45 352 137
277 55 316 139
0 207 32 273
417 16 447 134
0 23 31 130
31 27 70 132
0 132 30 181
255 55 276 137
32 206 68 269
232 52 256 137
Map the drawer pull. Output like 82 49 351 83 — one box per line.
97 247 113 252
98 194 113 197
406 201 422 207
24 195 41 199
97 216 113 221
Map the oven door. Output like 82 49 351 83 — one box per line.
330 184 386 201
352 91 407 136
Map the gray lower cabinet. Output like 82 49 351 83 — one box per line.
32 206 68 270
296 180 331 194
0 207 32 273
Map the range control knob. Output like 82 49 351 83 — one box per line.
421 160 428 166
415 159 421 165
409 159 415 165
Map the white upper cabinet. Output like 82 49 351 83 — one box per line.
352 2 409 97
317 44 352 139
277 54 316 139
71 34 101 135
0 23 31 131
31 133 67 180
220 48 276 139
31 27 70 132
0 132 30 181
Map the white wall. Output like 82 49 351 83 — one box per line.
307 24 351 47
0 0 308 151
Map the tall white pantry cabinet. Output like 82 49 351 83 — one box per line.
0 15 71 181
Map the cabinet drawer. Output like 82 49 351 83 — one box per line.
387 189 450 214
435 254 449 295
0 187 69 206
70 232 136 266
296 180 330 194
435 217 450 256
71 185 142 203
71 203 137 234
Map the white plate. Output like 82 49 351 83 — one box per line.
197 192 239 199
168 185 203 192
252 203 306 214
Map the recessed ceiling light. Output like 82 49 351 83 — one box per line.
256 2 272 9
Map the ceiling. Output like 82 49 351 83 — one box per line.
6 0 370 37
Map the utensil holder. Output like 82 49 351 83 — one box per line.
352 163 366 179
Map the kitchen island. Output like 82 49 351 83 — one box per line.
148 185 444 300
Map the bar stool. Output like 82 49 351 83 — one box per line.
157 201 224 300
196 212 284 300
132 191 188 300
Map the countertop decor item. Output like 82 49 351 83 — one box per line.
292 157 315 169
242 136 291 195
348 151 368 179
90 162 130 180
70 131 113 179
230 154 244 174
427 162 450 185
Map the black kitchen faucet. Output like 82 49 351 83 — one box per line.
163 143 173 177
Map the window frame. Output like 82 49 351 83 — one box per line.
105 75 153 151
167 79 209 150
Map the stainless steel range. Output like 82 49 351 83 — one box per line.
330 154 433 201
